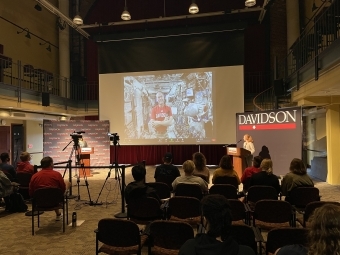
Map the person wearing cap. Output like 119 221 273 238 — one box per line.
154 152 180 180
179 194 255 255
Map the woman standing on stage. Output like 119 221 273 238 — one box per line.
243 134 255 168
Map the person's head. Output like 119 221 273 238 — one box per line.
247 135 254 143
20 152 31 162
260 158 273 174
0 152 10 163
253 156 263 168
289 158 307 175
163 152 173 164
40 156 53 168
308 204 340 255
131 165 146 182
261 146 269 153
219 155 233 170
243 134 250 142
182 160 195 175
193 152 206 171
156 92 165 106
201 194 232 240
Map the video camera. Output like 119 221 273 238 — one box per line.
108 133 120 142
70 131 85 140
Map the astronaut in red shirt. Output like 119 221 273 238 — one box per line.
29 156 70 220
149 92 174 137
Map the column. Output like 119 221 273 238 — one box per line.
286 0 300 50
326 105 340 185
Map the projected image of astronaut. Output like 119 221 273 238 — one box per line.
148 91 174 138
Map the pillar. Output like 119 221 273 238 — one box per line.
286 0 300 50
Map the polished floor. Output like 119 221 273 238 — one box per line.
0 166 339 255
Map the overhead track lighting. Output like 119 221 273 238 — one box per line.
245 0 256 7
121 0 131 20
39 41 51 52
17 28 31 39
73 15 83 25
189 0 199 14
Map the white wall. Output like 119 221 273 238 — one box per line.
25 120 43 165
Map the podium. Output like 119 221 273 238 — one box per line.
227 147 251 177
79 147 94 177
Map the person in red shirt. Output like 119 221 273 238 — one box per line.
16 152 34 175
149 91 174 137
29 156 70 221
241 156 263 192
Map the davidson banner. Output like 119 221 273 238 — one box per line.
236 107 302 176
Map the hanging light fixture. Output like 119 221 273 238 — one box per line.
73 15 83 25
189 0 199 14
17 28 31 39
121 0 131 20
245 0 256 7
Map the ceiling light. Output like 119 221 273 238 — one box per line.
189 1 199 14
245 0 256 7
73 15 83 25
17 28 31 39
121 0 131 20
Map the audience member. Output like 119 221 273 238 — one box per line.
16 152 34 175
29 156 70 221
0 152 16 181
192 152 210 183
212 155 240 185
179 194 255 255
172 160 208 193
0 170 15 210
281 158 314 199
249 158 280 194
275 203 340 255
154 152 180 180
241 156 263 192
125 165 160 204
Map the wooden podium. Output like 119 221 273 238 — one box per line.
79 147 94 177
227 147 251 177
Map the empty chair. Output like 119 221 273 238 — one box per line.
229 199 250 225
31 187 68 235
213 175 239 189
288 187 320 210
246 185 278 209
174 183 203 200
168 196 201 226
95 218 148 255
149 220 194 255
265 228 309 255
253 200 295 230
297 201 340 227
16 172 33 200
127 196 163 225
209 184 238 199
146 182 171 200
230 225 261 255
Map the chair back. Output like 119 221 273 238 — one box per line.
304 201 340 224
147 182 171 199
33 188 64 209
3 172 14 181
175 183 203 200
150 220 194 250
254 200 293 224
155 175 176 191
289 187 320 208
213 176 239 189
247 185 278 203
127 197 162 222
229 199 247 222
230 225 257 254
97 218 141 247
266 228 309 255
169 196 201 220
16 172 33 187
209 184 238 199
192 173 209 183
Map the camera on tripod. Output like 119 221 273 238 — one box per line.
70 131 85 140
108 132 120 142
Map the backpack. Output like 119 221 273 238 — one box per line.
8 192 28 212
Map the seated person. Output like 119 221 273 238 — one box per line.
281 158 314 199
192 152 210 183
154 152 180 181
0 170 16 211
212 155 240 185
125 165 160 205
16 152 34 175
0 152 16 181
29 156 70 221
172 160 208 194
249 158 281 195
241 156 263 192
275 204 340 255
179 194 255 255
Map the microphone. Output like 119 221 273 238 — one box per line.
236 139 243 143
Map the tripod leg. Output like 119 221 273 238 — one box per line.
95 168 113 204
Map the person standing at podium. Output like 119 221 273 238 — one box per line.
243 134 255 168
78 137 88 148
